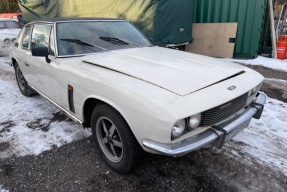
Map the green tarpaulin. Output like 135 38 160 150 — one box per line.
18 0 194 45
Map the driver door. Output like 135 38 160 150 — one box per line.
26 24 58 100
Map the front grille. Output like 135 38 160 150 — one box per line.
200 93 248 126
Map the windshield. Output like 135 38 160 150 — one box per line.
56 21 152 56
0 21 20 29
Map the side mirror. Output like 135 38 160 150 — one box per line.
31 47 51 63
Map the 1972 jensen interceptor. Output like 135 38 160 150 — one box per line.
9 18 266 174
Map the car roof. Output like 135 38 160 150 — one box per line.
28 17 127 25
0 18 17 21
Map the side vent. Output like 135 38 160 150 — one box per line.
68 85 75 113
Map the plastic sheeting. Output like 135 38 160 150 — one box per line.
18 0 194 45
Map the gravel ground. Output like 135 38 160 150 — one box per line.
0 137 238 192
1 137 286 191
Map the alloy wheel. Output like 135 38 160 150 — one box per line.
96 117 124 162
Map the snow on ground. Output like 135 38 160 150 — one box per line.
0 57 91 159
0 185 8 192
224 96 287 175
0 186 8 192
225 56 287 72
265 77 287 83
0 56 287 177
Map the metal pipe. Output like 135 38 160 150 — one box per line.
269 0 277 59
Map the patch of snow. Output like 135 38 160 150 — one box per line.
225 56 287 72
264 77 287 84
0 57 91 158
0 57 10 65
225 96 287 175
0 185 8 192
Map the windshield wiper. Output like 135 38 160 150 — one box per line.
99 37 142 47
60 38 109 52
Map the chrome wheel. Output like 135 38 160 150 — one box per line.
96 117 123 162
16 66 26 91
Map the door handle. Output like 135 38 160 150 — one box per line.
25 62 30 67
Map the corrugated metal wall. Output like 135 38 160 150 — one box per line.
194 0 268 58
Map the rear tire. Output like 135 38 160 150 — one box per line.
91 104 141 174
14 62 36 97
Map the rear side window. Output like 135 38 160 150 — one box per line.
21 25 31 49
31 24 52 49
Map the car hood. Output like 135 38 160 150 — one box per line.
83 47 245 96
0 28 21 37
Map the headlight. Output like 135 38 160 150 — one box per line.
248 83 262 97
12 38 16 43
172 119 186 138
188 113 202 129
4 38 10 44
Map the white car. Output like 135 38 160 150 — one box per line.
0 18 21 56
9 18 266 174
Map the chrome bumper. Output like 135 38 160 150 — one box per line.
143 93 266 157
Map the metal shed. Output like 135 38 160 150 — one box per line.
194 0 268 58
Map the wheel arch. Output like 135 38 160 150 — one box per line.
11 57 17 68
82 97 132 132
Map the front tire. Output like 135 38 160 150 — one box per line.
91 104 141 174
14 62 36 97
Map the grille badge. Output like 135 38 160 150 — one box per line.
228 85 236 90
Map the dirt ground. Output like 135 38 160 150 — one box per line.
0 61 287 191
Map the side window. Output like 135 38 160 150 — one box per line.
21 25 31 49
31 24 52 50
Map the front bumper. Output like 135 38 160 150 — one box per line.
143 93 266 156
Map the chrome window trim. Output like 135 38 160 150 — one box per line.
26 21 53 26
53 22 58 57
47 24 55 57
